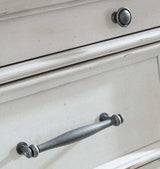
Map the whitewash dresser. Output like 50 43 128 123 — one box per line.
0 0 160 169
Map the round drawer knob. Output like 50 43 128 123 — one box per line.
111 7 132 27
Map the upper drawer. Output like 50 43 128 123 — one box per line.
0 0 160 66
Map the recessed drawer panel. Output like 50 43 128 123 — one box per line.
0 0 160 66
0 57 160 169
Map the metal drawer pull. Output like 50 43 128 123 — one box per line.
16 113 124 158
111 7 132 27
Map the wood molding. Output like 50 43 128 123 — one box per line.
0 42 159 104
94 141 160 169
1 28 160 84
0 0 160 67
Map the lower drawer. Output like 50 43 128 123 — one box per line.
0 57 160 169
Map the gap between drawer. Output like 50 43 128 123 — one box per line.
0 42 160 104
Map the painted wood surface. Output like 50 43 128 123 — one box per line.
1 28 160 84
94 141 160 169
0 58 160 169
0 0 160 66
0 42 160 104
158 56 160 80
139 160 160 169
0 0 100 16
0 1 159 168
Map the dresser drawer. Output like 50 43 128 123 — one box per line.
0 0 160 66
0 56 160 169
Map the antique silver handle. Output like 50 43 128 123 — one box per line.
16 113 124 158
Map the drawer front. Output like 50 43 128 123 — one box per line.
0 0 160 66
0 57 160 169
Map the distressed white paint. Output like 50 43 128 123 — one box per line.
0 0 160 66
0 42 160 103
0 1 159 168
0 0 100 17
158 56 160 80
0 58 160 169
139 160 160 169
1 28 160 84
94 141 160 169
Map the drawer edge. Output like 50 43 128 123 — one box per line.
1 0 160 66
1 28 160 84
94 141 160 169
0 42 160 104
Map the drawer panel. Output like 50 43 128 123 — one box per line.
0 0 160 66
0 58 160 169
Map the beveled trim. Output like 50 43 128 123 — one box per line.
0 42 160 104
1 0 160 66
94 141 160 169
1 27 160 84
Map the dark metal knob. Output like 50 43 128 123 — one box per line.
112 7 132 27
16 113 124 158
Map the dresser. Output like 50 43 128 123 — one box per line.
0 1 160 169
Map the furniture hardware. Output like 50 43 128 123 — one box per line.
111 7 132 27
16 113 124 158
